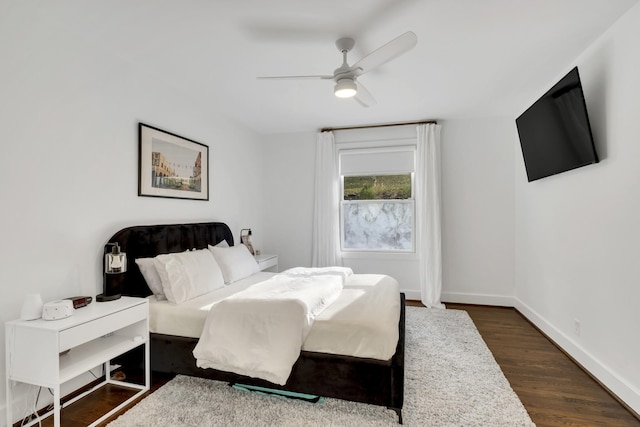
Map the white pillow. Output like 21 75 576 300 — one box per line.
135 257 166 300
154 249 225 304
215 239 230 248
208 244 259 284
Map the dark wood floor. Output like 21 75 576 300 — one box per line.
18 304 640 427
444 303 640 427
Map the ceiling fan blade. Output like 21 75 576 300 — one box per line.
354 81 376 107
351 31 417 76
257 75 333 80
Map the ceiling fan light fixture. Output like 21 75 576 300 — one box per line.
334 78 357 98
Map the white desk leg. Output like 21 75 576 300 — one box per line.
53 384 61 427
5 378 12 427
145 341 150 389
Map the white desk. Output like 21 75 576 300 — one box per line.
5 296 150 427
255 254 278 272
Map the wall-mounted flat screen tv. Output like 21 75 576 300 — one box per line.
516 67 599 182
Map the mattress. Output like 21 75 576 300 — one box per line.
149 272 400 361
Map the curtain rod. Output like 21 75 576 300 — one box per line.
320 119 437 133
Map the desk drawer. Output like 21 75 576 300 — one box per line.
59 303 147 352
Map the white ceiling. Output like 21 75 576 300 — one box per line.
29 0 640 134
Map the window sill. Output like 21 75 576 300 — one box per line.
341 251 418 261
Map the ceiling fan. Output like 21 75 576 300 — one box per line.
257 31 417 107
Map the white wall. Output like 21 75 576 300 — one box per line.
0 8 265 424
262 121 516 304
514 3 640 414
440 118 516 306
261 132 316 269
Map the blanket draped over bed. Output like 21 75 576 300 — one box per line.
193 267 350 384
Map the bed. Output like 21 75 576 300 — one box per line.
108 221 405 423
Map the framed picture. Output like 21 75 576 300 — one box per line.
138 123 209 201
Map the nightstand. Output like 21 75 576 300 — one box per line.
255 253 278 272
5 296 149 427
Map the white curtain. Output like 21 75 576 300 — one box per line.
416 123 445 308
312 131 343 267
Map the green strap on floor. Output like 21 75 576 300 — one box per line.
231 383 324 403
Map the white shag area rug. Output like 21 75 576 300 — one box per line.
108 307 535 426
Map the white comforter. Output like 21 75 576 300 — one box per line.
192 267 349 385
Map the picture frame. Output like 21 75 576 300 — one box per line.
138 123 209 201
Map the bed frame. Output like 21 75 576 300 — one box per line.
108 221 405 423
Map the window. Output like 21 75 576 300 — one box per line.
339 147 415 252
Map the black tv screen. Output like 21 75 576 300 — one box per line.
516 67 599 182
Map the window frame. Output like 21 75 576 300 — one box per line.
338 146 417 255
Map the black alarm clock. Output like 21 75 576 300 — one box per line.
65 296 93 309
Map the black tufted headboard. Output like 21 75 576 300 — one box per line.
105 222 234 298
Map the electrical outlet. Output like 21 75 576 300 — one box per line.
574 318 581 336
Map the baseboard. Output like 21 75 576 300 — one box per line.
401 289 421 301
402 290 515 306
441 291 515 307
514 298 640 417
